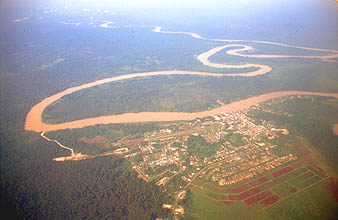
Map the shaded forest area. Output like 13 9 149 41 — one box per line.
0 24 178 219
186 135 219 159
47 122 164 155
43 56 338 124
1 130 169 219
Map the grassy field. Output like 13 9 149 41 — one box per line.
255 178 337 220
183 97 338 219
288 172 315 185
184 189 258 220
185 177 337 220
249 96 338 177
275 167 308 183
272 182 294 197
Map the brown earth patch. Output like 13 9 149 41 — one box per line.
259 194 280 206
222 200 234 205
102 143 111 148
244 190 273 206
77 136 106 144
271 166 294 178
290 186 298 193
248 176 269 186
333 124 338 136
257 176 269 184
228 184 250 193
228 187 261 200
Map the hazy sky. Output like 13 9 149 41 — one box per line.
51 0 337 28
1 0 337 47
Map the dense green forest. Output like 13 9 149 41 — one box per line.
1 130 169 219
186 135 219 159
47 122 164 155
1 14 178 219
1 1 338 219
42 57 338 124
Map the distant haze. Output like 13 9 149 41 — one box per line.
1 0 337 47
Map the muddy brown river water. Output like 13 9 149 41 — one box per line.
25 27 338 132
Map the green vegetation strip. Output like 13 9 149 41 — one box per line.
192 177 207 187
258 181 276 191
294 176 322 190
275 167 307 183
192 186 228 201
203 183 227 194
289 171 315 185
248 179 261 186
272 182 293 197
306 166 327 178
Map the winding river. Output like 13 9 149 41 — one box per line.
24 26 338 132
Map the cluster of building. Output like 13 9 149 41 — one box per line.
61 94 314 220
120 109 292 188
202 143 297 185
192 111 294 186
92 107 295 220
221 111 272 139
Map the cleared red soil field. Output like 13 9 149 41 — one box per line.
228 186 261 200
290 186 298 193
271 166 294 177
221 200 235 205
77 136 105 144
248 176 269 186
257 176 269 183
244 190 273 206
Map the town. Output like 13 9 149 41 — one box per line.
74 107 292 217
